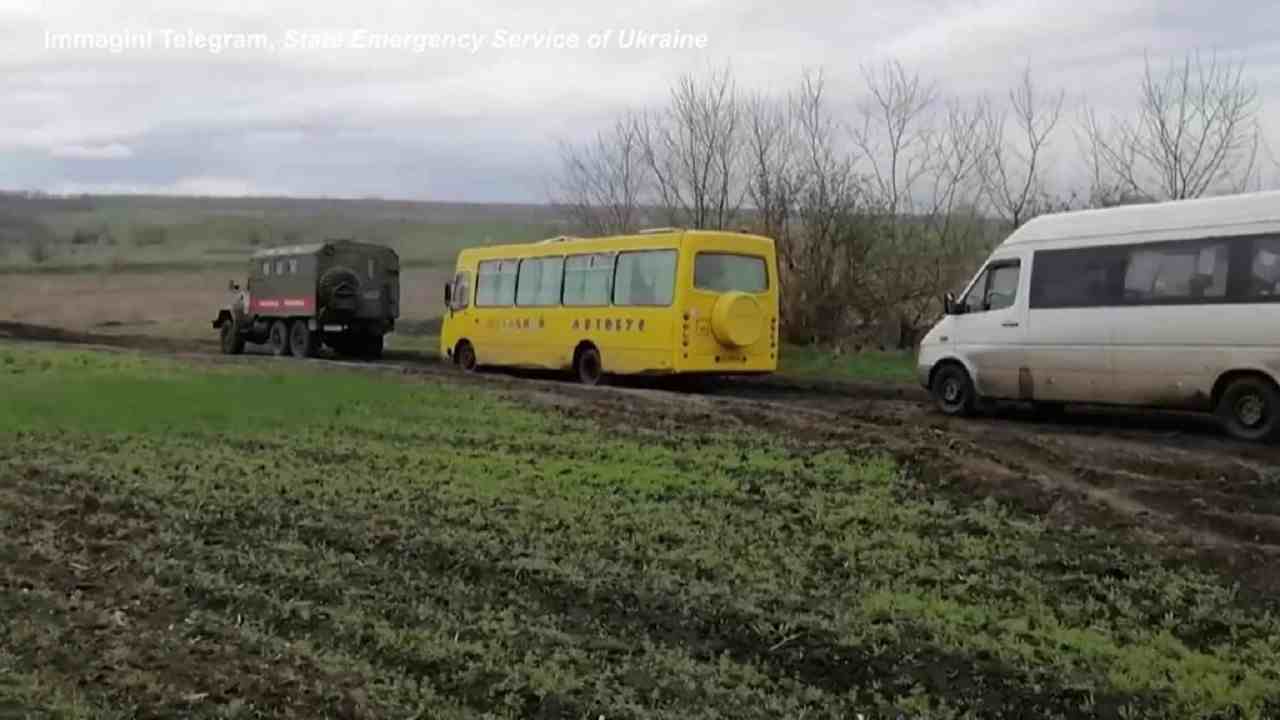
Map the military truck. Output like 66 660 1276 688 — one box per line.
213 240 400 359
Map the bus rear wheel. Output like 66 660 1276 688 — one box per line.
1217 376 1280 442
574 345 604 386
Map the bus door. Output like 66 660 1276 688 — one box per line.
952 256 1027 400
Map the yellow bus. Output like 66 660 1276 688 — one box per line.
440 229 779 384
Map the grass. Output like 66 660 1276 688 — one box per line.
779 343 917 384
2 346 1279 718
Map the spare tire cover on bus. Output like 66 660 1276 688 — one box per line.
710 292 764 348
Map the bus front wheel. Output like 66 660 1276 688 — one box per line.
455 341 477 372
931 363 975 417
574 345 604 386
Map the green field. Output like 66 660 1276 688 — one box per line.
2 346 1278 719
0 194 568 272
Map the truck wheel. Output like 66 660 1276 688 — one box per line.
219 317 245 355
574 345 604 386
1217 376 1280 442
289 320 319 358
931 363 975 416
268 320 292 357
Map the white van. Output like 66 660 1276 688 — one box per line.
917 191 1280 441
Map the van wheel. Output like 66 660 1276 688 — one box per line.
289 320 318 358
574 345 604 386
219 317 245 355
455 341 477 372
1217 377 1280 442
932 364 975 416
268 320 292 357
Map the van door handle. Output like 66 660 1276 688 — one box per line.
1001 321 1020 328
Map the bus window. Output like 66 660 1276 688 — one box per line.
1030 247 1124 308
694 253 767 293
450 271 471 310
516 257 565 307
1250 237 1280 298
614 250 676 306
1124 242 1227 302
564 253 614 306
476 260 517 307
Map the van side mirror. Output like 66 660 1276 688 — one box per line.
943 292 957 315
228 280 240 292
444 282 452 307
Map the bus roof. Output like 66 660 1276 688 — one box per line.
1004 190 1280 247
456 229 774 260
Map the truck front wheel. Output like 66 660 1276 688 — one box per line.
219 317 245 355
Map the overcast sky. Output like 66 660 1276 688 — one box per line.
1 0 1277 203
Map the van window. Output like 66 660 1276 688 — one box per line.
262 261 271 277
1031 247 1124 308
275 260 287 276
694 253 768 293
476 259 518 307
563 253 615 306
450 271 471 310
963 261 1020 313
1124 243 1227 302
615 250 677 306
1249 237 1280 298
517 257 565 307
288 259 299 274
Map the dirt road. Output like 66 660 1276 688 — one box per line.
3 319 1278 600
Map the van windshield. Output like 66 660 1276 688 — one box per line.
694 253 768 293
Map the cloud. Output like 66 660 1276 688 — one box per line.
52 175 288 197
2 0 1280 201
49 142 134 159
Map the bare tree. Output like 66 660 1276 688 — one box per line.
982 65 1065 227
552 113 646 234
852 61 993 346
1081 51 1260 202
640 65 745 229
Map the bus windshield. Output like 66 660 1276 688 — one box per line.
694 253 768 293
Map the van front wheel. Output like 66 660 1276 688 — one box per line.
1218 377 1280 442
932 364 976 417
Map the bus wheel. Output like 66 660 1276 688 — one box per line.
574 345 604 386
455 341 477 372
1217 376 1280 442
931 364 975 416
268 320 292 357
219 318 245 355
289 320 318 358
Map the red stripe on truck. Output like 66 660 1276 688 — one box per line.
250 297 313 313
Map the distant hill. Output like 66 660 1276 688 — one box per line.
0 191 574 271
